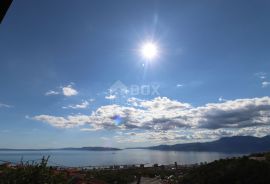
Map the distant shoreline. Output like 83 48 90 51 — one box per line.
0 147 121 151
1 135 270 153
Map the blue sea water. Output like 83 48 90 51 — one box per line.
0 149 244 167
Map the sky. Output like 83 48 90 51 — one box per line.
0 0 270 148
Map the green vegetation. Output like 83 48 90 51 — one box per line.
181 155 270 184
0 157 68 184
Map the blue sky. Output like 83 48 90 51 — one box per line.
0 0 270 148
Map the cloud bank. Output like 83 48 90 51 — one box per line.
32 96 270 143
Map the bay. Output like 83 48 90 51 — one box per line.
0 149 244 167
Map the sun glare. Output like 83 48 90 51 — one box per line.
140 42 158 60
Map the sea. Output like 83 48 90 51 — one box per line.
0 149 245 167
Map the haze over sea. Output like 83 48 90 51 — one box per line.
0 150 243 167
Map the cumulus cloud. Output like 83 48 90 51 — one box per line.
127 97 144 107
115 126 270 144
32 97 192 130
32 96 270 142
32 115 90 128
193 97 270 129
62 85 78 96
45 84 78 97
62 100 90 109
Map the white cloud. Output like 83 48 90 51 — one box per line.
114 126 270 144
32 115 90 128
193 97 270 129
62 100 90 109
45 83 78 97
62 85 78 96
262 81 270 88
176 84 183 88
105 94 117 100
45 90 59 96
32 96 270 143
32 97 192 130
0 103 12 108
127 97 143 107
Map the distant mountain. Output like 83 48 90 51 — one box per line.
2 136 270 153
61 147 121 151
0 147 121 151
144 136 270 153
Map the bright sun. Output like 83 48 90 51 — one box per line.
140 42 158 60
